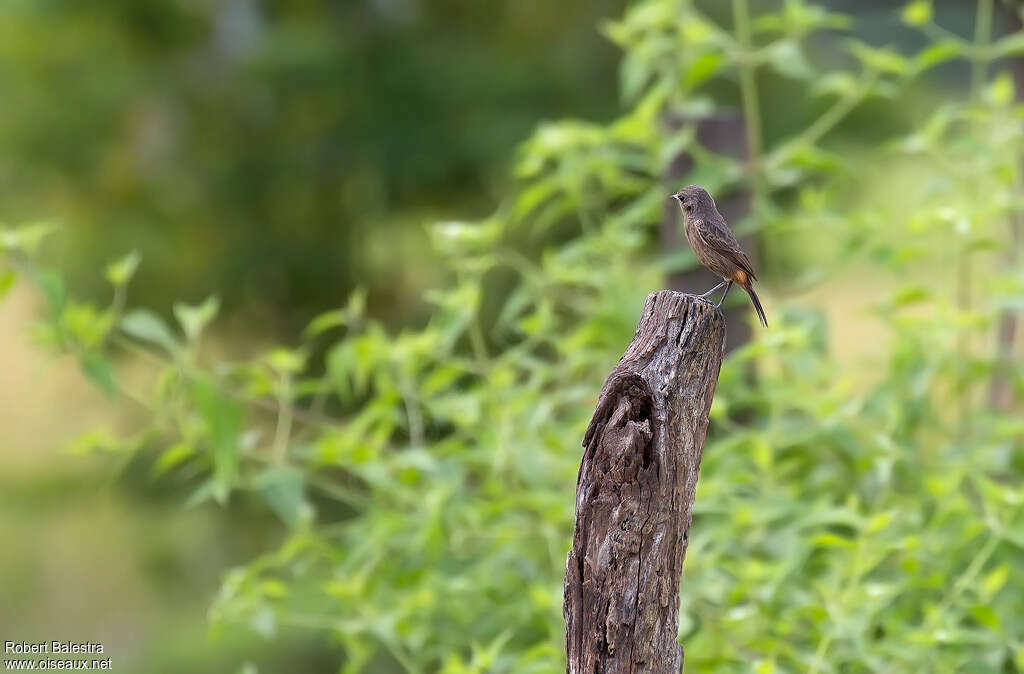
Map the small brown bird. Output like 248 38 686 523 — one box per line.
672 185 767 327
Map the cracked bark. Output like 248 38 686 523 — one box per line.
564 291 725 674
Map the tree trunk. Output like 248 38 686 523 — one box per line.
563 291 725 673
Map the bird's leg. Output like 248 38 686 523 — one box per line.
699 281 727 298
714 280 733 308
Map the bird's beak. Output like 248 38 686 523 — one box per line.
670 193 680 201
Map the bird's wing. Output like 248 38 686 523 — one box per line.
700 218 757 281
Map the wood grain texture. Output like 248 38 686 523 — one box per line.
564 291 725 674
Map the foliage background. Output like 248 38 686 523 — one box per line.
2 0 1023 672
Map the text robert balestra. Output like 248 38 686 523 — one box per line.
5 641 104 655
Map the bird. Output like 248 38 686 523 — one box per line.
671 185 767 327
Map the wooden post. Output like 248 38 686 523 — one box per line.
563 291 725 673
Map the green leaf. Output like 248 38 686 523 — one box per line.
429 219 502 256
0 269 16 301
901 0 932 27
889 284 931 307
153 442 196 476
767 41 815 80
120 309 180 353
866 512 892 533
306 290 368 338
265 347 306 374
66 427 124 455
601 18 630 47
174 296 220 342
812 533 854 548
912 41 963 72
257 466 310 528
191 376 243 504
185 479 221 508
261 580 288 599
80 351 117 396
0 222 56 255
756 0 850 35
846 40 910 76
34 269 67 316
63 302 114 348
620 54 653 103
812 72 859 98
981 566 1009 599
249 607 276 638
984 71 1015 106
969 605 1000 631
683 51 723 89
345 288 366 318
105 250 142 287
304 309 345 337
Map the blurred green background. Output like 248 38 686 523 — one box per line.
1 1 624 669
1 1 1023 672
0 0 625 329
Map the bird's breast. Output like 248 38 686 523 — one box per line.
683 218 705 251
684 218 728 276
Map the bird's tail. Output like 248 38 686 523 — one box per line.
743 283 768 327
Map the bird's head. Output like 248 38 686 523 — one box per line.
671 184 713 216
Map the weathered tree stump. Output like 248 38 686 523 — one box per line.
563 291 725 673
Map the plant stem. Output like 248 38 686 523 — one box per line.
970 0 994 100
959 0 994 433
401 378 425 447
732 0 764 205
924 534 998 631
271 373 294 464
808 535 865 674
988 4 1022 410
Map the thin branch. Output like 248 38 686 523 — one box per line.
766 73 879 170
919 22 975 57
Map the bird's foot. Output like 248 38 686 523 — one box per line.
699 281 727 298
713 281 733 308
